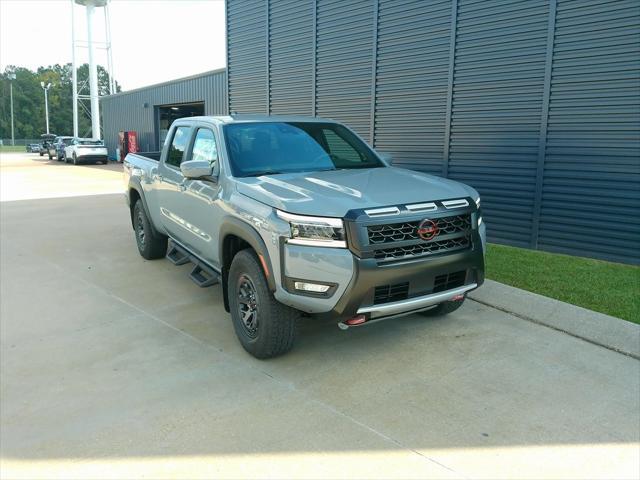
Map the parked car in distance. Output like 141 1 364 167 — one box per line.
64 138 109 165
39 133 56 156
26 143 41 153
124 115 486 359
48 136 73 161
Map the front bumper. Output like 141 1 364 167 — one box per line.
327 245 484 321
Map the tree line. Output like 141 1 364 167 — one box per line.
0 64 120 140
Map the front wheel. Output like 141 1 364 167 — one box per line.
228 250 299 359
72 154 78 165
132 200 167 260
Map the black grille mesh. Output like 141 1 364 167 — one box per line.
373 237 470 261
368 215 471 245
373 282 409 305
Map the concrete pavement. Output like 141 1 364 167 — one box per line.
1 152 639 479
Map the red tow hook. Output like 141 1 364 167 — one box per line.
451 294 465 302
345 314 367 326
338 314 367 330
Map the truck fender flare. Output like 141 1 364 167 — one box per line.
219 218 277 293
127 178 161 238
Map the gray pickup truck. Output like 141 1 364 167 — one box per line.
124 115 485 358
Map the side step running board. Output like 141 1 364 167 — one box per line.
166 243 190 265
166 240 220 288
189 264 219 288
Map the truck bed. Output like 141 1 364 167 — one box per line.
127 151 161 162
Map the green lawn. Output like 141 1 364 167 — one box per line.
0 145 29 153
486 243 640 324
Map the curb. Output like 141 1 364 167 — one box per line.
468 279 640 360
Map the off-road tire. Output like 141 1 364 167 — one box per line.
228 249 299 359
132 199 167 260
419 298 465 317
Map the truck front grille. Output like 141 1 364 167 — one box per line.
366 213 472 261
373 237 470 261
367 215 470 245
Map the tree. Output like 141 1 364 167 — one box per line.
0 64 121 139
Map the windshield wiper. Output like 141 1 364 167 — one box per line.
241 170 284 177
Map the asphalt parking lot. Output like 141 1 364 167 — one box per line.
1 152 639 479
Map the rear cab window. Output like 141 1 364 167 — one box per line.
166 126 191 168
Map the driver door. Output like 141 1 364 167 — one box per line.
179 125 223 266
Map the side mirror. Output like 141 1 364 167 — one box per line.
378 152 393 166
181 159 214 179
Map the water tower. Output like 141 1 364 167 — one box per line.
71 0 115 139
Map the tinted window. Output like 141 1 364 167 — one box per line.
223 122 383 177
166 126 191 168
191 129 218 164
79 140 103 146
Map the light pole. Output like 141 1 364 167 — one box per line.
8 73 16 146
40 81 52 134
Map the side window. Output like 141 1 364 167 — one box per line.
166 126 191 168
191 128 218 165
322 129 363 164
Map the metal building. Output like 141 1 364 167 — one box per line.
225 0 640 264
101 69 227 155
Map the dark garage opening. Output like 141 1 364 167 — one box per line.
156 102 205 146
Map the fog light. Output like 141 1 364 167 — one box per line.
294 281 330 293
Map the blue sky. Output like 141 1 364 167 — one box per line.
0 0 227 90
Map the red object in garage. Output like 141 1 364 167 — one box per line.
118 131 138 162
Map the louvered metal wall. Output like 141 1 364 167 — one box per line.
223 0 640 264
538 0 640 264
101 69 227 156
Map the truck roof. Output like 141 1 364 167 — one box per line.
184 115 338 125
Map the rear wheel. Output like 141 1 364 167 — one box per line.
419 298 466 317
132 199 167 260
228 249 299 358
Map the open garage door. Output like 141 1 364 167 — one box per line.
156 102 205 146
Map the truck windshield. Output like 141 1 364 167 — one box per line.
223 122 384 177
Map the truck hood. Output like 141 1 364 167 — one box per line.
234 167 476 217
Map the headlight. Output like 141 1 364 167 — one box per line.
474 196 482 226
276 210 346 248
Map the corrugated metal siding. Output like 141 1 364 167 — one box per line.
101 70 226 156
227 0 268 114
448 0 550 247
374 0 451 174
269 0 314 115
224 0 640 263
539 0 640 263
315 0 374 140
